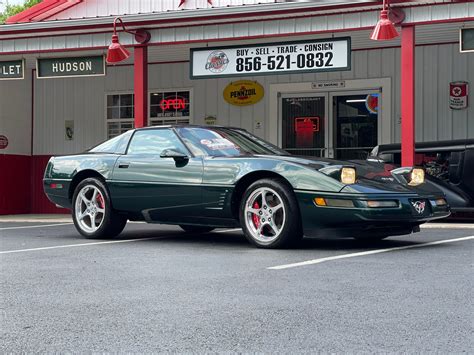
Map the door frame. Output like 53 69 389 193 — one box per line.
269 78 392 151
279 92 329 157
329 89 381 159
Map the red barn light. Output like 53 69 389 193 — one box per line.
106 17 151 64
107 34 130 64
370 0 399 41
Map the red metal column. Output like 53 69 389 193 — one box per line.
134 45 148 128
401 25 415 166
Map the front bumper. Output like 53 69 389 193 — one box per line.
296 191 450 238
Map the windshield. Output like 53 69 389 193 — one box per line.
176 127 289 157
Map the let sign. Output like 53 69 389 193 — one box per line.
0 60 24 80
191 37 351 79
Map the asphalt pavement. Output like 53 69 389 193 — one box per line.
1 221 473 353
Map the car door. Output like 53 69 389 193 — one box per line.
109 128 204 222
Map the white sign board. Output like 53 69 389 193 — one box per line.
190 37 351 79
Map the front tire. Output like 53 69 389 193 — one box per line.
239 178 303 248
72 177 127 239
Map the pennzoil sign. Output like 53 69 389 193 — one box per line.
223 81 264 106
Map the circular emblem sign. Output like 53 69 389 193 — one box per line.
365 94 379 114
223 80 264 106
0 135 8 149
205 50 229 73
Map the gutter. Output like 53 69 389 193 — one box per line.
0 1 386 36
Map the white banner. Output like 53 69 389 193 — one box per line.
190 37 350 79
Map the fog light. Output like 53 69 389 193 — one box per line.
409 168 425 186
314 197 355 208
326 199 355 208
435 198 447 206
341 167 356 185
314 197 327 206
365 200 399 208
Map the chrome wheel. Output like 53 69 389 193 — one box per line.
75 185 106 233
244 187 286 243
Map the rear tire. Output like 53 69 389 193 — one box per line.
239 178 303 249
72 177 127 239
179 225 215 233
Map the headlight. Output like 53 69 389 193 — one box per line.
341 167 356 185
435 198 447 206
409 168 425 186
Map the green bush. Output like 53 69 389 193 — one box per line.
0 0 42 24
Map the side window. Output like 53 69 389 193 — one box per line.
127 129 187 156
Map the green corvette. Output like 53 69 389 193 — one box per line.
44 125 450 248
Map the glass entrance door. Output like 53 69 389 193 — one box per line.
280 94 327 157
331 91 380 160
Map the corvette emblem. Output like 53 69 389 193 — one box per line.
411 200 426 214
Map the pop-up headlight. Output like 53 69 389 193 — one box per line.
341 167 356 185
409 168 425 186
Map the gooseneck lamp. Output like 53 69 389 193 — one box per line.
370 0 399 41
106 17 151 64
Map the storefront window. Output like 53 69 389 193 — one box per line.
149 90 191 126
106 93 134 138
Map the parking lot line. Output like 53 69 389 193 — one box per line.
267 235 474 270
0 228 242 254
0 237 167 255
0 223 74 231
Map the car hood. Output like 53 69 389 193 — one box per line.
256 154 442 195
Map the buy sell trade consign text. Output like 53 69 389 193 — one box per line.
191 37 351 79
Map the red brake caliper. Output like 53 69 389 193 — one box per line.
252 202 260 230
96 193 105 209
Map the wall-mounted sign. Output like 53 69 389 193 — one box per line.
449 82 468 109
0 60 24 80
460 28 474 53
191 37 351 79
65 120 74 140
0 135 9 149
312 81 345 89
37 56 106 79
223 80 264 106
204 116 217 125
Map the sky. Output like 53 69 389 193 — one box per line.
0 0 27 12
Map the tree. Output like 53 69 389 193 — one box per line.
0 0 43 24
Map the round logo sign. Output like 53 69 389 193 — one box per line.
365 94 379 114
0 135 8 149
223 80 264 106
205 50 229 73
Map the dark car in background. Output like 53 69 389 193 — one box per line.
369 139 474 218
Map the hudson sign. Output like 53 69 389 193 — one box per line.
190 37 351 79
37 56 106 79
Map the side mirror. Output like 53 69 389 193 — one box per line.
160 148 189 161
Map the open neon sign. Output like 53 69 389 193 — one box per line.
160 96 187 111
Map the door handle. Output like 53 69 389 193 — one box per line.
118 163 130 169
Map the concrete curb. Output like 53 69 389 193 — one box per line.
0 215 72 223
